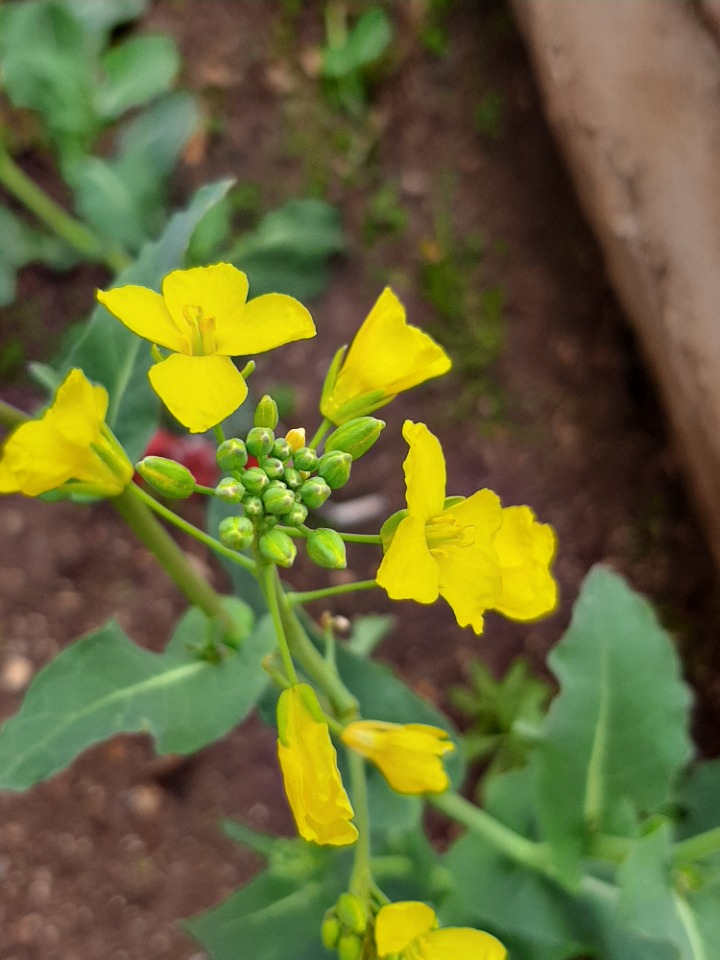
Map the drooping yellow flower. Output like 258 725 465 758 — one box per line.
276 684 358 847
97 263 315 434
376 421 557 633
320 287 451 425
0 369 133 498
375 901 507 960
341 721 454 794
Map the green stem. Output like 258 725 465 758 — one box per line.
309 417 333 450
430 791 553 877
213 425 226 445
0 399 29 431
131 482 256 573
337 532 383 544
0 142 130 273
112 485 240 643
257 560 298 685
588 833 634 864
673 826 720 865
347 750 373 899
287 579 378 607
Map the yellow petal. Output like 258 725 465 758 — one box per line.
376 515 439 603
216 293 316 355
2 416 87 496
341 721 453 794
0 456 20 493
421 928 508 960
148 353 248 434
97 285 186 353
493 506 558 621
276 685 357 846
161 263 249 338
321 287 451 422
376 902 437 956
402 421 446 520
48 368 106 447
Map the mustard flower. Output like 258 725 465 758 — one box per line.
97 263 315 434
375 901 507 960
0 369 133 498
376 421 557 633
320 287 451 425
341 721 454 794
276 684 358 847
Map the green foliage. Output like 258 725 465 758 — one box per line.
0 207 77 307
321 5 393 116
362 181 408 246
450 657 551 783
0 600 276 791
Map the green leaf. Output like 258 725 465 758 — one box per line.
322 7 393 78
228 199 344 301
532 566 693 884
56 0 147 39
61 178 233 461
676 759 720 837
0 599 273 791
96 35 180 120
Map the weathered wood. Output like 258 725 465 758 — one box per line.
512 0 720 568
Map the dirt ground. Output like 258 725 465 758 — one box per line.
2 2 720 958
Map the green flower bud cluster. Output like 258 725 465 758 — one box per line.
321 893 371 960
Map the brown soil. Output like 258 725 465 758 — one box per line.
2 2 719 958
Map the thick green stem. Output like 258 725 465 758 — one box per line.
0 143 130 273
430 791 553 877
347 750 373 899
673 826 720 865
112 484 240 642
287 579 378 607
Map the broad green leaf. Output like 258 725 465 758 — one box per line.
322 7 393 78
675 759 720 837
71 155 152 252
96 35 180 120
533 566 693 884
228 199 344 301
57 0 146 39
0 599 273 791
117 92 199 176
61 178 233 461
186 850 350 960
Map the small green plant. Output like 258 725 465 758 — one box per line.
321 3 393 117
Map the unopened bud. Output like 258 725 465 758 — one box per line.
321 912 341 951
242 466 270 495
285 427 306 452
254 395 279 429
317 450 352 490
337 933 362 960
259 529 297 567
285 501 308 527
218 516 254 550
262 484 295 516
293 446 318 472
246 426 275 458
299 476 331 509
215 477 245 503
326 417 385 461
335 893 367 934
216 437 248 472
283 466 302 489
272 438 292 461
307 528 347 569
136 456 196 499
262 457 285 480
242 495 264 518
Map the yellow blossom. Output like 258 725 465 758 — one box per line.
341 721 454 794
276 684 358 847
97 263 315 434
320 287 451 425
376 421 557 633
0 369 133 498
375 901 507 960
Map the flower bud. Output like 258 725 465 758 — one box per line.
246 426 275 458
283 466 302 489
262 484 295 516
326 417 385 461
317 451 352 490
254 394 279 429
261 457 285 480
307 528 347 569
216 437 248 472
215 477 246 503
285 501 308 527
136 456 196 499
272 438 292 461
242 495 264 518
335 893 367 934
293 446 318 472
299 476 331 509
337 933 362 960
242 466 270 495
259 528 297 567
285 427 306 452
218 516 254 550
321 912 341 951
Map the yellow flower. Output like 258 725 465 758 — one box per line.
97 263 315 434
0 369 133 498
375 901 507 960
276 684 358 847
376 421 557 633
320 287 451 425
341 721 454 794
